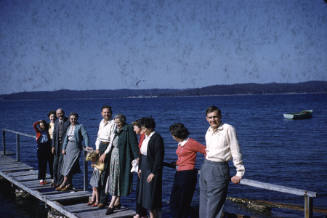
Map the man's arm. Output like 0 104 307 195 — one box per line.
228 125 245 183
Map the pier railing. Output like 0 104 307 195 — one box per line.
163 162 317 218
2 128 89 191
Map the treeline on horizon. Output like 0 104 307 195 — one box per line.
1 81 326 100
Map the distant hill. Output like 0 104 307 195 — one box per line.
1 81 326 100
165 81 327 96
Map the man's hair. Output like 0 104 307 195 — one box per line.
56 108 65 115
169 123 189 140
140 117 156 130
114 114 126 124
101 105 112 113
206 105 222 117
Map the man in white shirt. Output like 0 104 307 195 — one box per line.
95 105 116 208
199 106 245 218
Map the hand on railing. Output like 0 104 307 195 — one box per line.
231 176 241 184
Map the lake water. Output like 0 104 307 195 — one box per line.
0 93 326 217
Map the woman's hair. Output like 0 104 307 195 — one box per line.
140 117 156 130
132 118 146 128
169 123 189 140
114 114 126 124
86 151 98 162
39 120 49 130
47 110 56 118
69 112 79 119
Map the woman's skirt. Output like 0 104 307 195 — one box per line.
61 140 81 176
90 168 100 188
105 146 120 196
137 155 162 210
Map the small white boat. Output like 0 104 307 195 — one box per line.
283 110 313 120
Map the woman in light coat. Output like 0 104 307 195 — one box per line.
56 112 89 191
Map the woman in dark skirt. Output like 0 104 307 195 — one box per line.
33 120 52 185
56 112 89 191
136 117 164 218
169 123 206 218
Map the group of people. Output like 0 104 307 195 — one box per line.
33 105 245 218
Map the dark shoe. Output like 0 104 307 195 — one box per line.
105 207 114 215
98 203 105 209
114 204 121 210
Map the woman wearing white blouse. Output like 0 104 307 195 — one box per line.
135 117 164 218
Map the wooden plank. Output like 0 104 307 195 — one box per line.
240 179 317 198
31 184 53 190
1 166 34 172
0 154 16 159
65 203 136 218
16 174 51 182
0 163 34 169
0 151 16 156
7 170 39 177
64 202 102 213
0 157 17 162
46 191 91 201
39 190 62 195
21 180 53 189
75 206 136 218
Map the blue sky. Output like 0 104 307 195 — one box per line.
0 0 326 94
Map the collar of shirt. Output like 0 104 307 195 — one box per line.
178 138 189 147
208 123 224 134
145 131 155 139
101 119 111 126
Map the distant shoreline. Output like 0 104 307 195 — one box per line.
1 92 326 102
1 81 326 100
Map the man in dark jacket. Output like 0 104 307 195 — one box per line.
51 108 70 187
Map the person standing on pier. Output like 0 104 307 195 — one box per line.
51 108 70 187
95 105 116 209
33 120 52 185
47 111 56 179
104 114 139 215
132 119 148 218
199 106 245 218
169 123 206 218
56 112 89 191
136 117 164 218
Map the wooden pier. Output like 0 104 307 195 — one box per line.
1 128 323 218
0 129 136 218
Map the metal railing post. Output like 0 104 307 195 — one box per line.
2 130 6 155
304 195 313 218
83 150 88 191
16 134 20 161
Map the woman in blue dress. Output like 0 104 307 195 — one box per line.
56 112 89 191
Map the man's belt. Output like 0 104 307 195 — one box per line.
100 141 109 145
